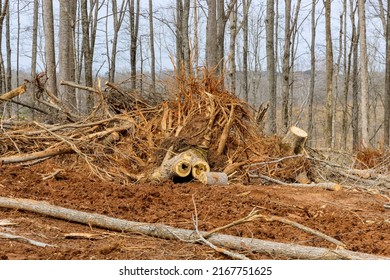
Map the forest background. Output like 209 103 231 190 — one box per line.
1 0 389 152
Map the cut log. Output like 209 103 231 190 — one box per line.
281 126 308 154
150 148 210 181
181 148 210 179
151 152 192 180
198 172 228 185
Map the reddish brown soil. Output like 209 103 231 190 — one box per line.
0 159 389 260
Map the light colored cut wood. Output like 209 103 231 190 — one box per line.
282 126 308 154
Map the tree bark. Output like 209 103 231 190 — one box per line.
325 0 334 149
281 0 292 131
42 0 57 98
59 0 77 110
358 0 369 147
129 0 140 90
384 0 390 146
307 0 316 138
266 0 276 134
148 0 156 92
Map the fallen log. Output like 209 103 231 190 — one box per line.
0 196 385 260
253 174 342 191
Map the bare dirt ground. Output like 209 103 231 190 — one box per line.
0 159 389 260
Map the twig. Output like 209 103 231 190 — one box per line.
0 232 53 248
205 208 345 248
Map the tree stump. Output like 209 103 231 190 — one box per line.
281 126 308 155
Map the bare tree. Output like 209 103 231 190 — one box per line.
384 0 390 146
350 0 360 151
307 0 318 137
358 0 369 147
5 0 11 92
109 0 128 83
266 0 276 134
59 0 77 109
129 0 140 90
281 0 292 131
325 0 334 148
206 0 236 75
42 0 57 97
242 0 251 102
148 0 156 92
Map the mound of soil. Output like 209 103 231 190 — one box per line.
0 159 389 260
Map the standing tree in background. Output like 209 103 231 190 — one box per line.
384 0 390 146
242 0 251 102
0 0 8 95
206 0 236 75
350 0 360 151
325 0 333 148
358 0 369 147
42 0 57 97
307 0 317 137
109 0 128 83
206 0 218 72
59 0 76 109
266 0 276 133
129 0 140 90
81 0 99 112
281 0 292 131
5 1 10 93
148 0 156 92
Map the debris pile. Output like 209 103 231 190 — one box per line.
0 70 389 192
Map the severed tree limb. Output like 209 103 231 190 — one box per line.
0 196 386 260
0 147 74 164
0 232 53 248
60 80 99 94
0 84 27 102
253 174 342 191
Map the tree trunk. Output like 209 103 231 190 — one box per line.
109 0 128 83
325 0 334 149
281 0 291 132
307 0 316 138
350 0 360 151
228 1 237 93
384 0 390 146
59 0 76 110
182 0 191 75
266 0 276 134
193 0 199 71
342 0 350 150
129 0 140 90
358 0 369 147
42 0 57 99
148 0 156 93
242 0 250 102
206 0 218 71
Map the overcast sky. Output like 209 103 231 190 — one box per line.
7 0 386 77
